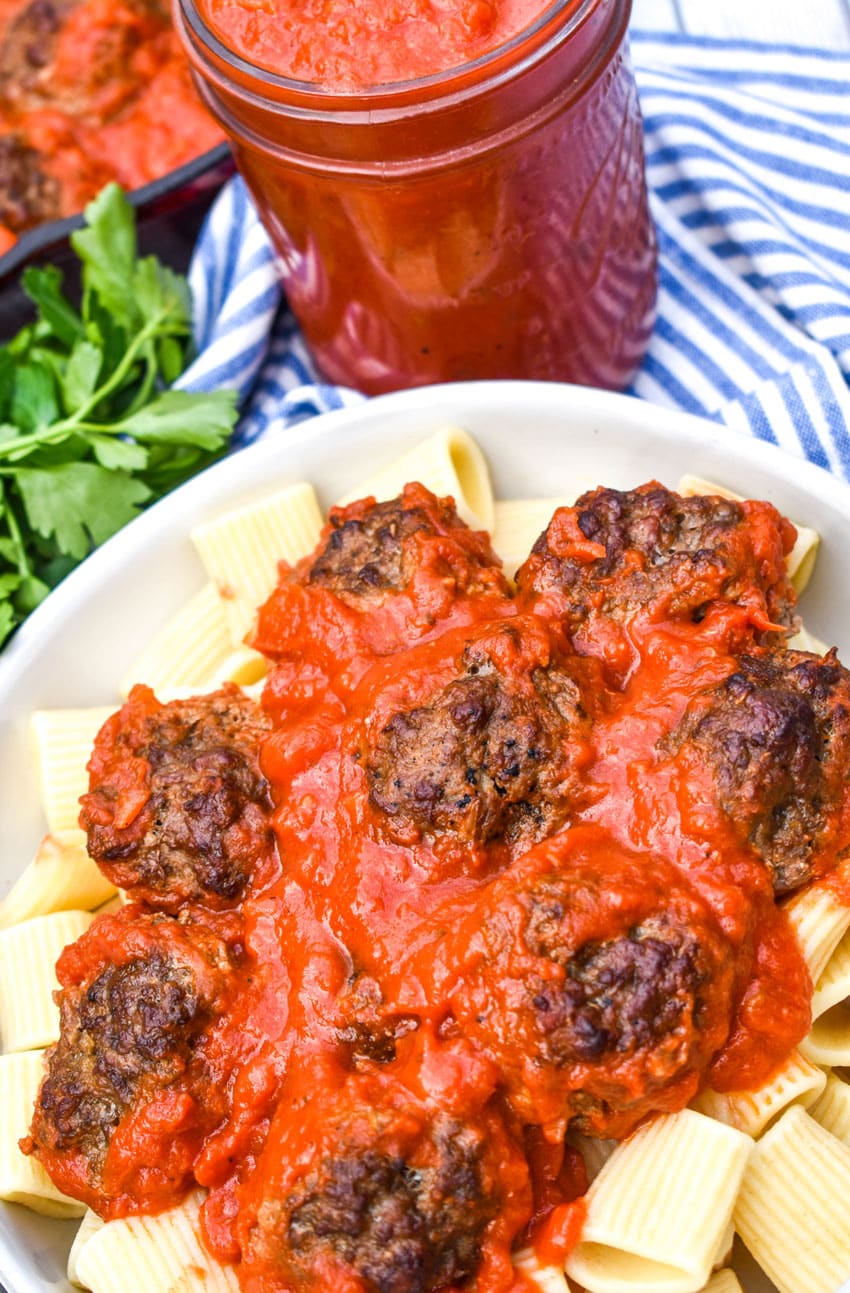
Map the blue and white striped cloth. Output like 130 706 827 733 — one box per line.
178 32 850 480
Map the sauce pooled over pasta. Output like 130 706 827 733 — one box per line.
27 478 847 1292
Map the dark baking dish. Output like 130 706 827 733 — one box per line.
0 142 234 342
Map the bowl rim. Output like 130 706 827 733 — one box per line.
2 377 849 696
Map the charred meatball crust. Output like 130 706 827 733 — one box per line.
516 483 797 635
292 483 507 606
366 621 591 852
0 134 59 231
0 0 168 115
239 1083 527 1293
668 647 850 894
80 683 273 909
448 829 736 1138
28 910 234 1208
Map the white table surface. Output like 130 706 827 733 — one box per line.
632 0 850 47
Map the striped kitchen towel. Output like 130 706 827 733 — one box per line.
178 32 850 480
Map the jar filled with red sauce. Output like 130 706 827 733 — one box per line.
174 0 657 394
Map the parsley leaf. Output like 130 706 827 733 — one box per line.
0 183 239 649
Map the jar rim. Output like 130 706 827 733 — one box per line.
176 0 607 106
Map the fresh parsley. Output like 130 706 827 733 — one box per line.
0 183 239 648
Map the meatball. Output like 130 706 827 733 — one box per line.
335 974 419 1066
80 683 273 909
27 910 234 1214
516 483 797 646
0 0 168 116
293 483 507 607
238 1078 529 1293
448 827 736 1139
366 620 591 852
667 648 850 895
0 134 59 232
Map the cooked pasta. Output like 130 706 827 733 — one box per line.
0 831 115 930
72 1189 239 1292
68 1210 107 1287
335 425 495 531
491 498 572 577
31 707 116 835
784 881 850 985
734 1106 850 1293
190 481 324 644
119 581 235 698
0 911 94 1052
4 441 847 1293
808 1071 850 1147
566 1110 752 1293
800 927 850 1067
0 1051 85 1217
690 1049 826 1138
702 1272 743 1293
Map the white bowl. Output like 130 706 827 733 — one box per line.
2 379 848 1293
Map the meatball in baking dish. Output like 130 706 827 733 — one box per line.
80 683 273 910
666 647 850 895
291 483 508 607
237 1077 529 1293
26 909 235 1215
447 826 736 1140
365 618 592 854
0 135 59 233
515 483 797 659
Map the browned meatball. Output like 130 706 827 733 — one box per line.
27 910 234 1215
366 621 590 852
667 648 850 894
80 683 273 910
447 827 736 1139
0 0 168 116
334 974 419 1066
291 482 507 607
238 1079 530 1293
0 134 59 232
287 1127 490 1292
516 483 797 644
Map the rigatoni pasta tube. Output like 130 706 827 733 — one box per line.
734 1106 850 1293
31 707 116 835
119 581 235 698
336 426 495 532
68 1209 106 1287
799 927 850 1066
491 498 570 577
566 1109 752 1293
73 1188 239 1293
0 910 93 1052
784 882 850 985
0 831 114 930
0 1051 85 1217
808 1071 850 1147
191 481 324 645
702 1273 743 1293
690 1049 826 1138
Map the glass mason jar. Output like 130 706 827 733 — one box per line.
175 0 657 396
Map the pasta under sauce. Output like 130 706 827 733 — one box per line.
28 478 846 1293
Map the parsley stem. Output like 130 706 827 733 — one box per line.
3 491 31 578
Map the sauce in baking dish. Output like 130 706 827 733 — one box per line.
0 0 223 248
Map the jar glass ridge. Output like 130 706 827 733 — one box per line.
175 0 658 394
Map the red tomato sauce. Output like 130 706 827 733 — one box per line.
198 0 574 89
32 481 832 1292
0 0 223 244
